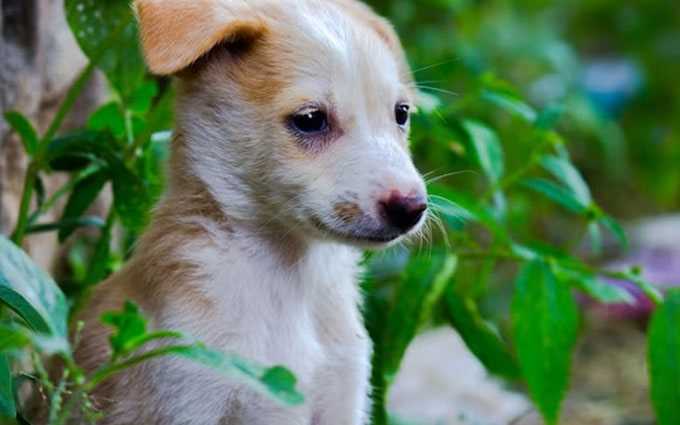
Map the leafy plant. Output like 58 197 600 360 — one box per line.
1 0 678 424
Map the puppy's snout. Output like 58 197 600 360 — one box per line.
379 192 427 233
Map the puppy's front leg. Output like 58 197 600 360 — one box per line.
311 342 372 425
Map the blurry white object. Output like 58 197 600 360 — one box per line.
388 328 530 425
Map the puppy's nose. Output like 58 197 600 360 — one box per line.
379 193 427 232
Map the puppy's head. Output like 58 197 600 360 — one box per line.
136 0 427 247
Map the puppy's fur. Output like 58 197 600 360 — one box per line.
74 1 426 424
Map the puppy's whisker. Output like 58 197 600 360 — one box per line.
414 85 459 97
425 169 478 185
410 58 461 75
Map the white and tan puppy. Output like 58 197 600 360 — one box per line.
74 0 427 423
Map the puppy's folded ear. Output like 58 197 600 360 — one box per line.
134 0 268 75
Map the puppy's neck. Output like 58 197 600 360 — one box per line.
155 132 325 268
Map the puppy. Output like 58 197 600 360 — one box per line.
74 0 427 423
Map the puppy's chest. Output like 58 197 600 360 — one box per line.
172 241 365 375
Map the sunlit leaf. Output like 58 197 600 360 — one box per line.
512 260 579 425
0 236 69 340
129 81 160 114
462 120 504 184
482 90 537 122
164 345 305 405
65 0 146 101
522 178 588 214
101 301 148 359
551 263 634 305
648 289 680 425
88 102 126 140
540 155 592 206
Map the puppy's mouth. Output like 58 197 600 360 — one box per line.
309 216 402 245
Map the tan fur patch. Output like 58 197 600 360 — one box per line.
135 0 269 75
334 201 362 224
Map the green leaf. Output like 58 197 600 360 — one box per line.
93 302 305 406
522 177 588 214
65 0 146 101
551 263 634 305
88 102 126 140
444 289 520 379
648 289 680 425
0 236 69 340
110 160 151 233
588 221 603 255
0 355 16 421
381 253 458 382
540 155 592 206
260 366 304 405
100 301 184 360
512 260 579 425
27 216 105 235
58 170 109 242
85 214 114 286
140 132 171 202
101 301 149 359
481 90 537 122
462 120 504 184
534 103 565 130
163 345 305 406
4 111 39 156
0 325 31 351
129 81 160 114
0 323 68 356
599 215 629 250
427 195 476 230
428 184 508 240
46 130 115 170
622 269 663 305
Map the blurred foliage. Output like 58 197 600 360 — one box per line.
369 0 680 217
1 0 680 424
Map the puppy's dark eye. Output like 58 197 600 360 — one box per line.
291 109 329 134
395 104 410 126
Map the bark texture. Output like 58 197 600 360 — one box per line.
0 0 105 269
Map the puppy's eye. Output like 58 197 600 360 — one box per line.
395 104 410 126
291 108 329 134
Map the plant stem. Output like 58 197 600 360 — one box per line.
28 165 101 226
41 63 96 147
84 345 195 391
11 162 38 245
11 63 97 245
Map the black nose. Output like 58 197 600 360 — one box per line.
379 194 427 232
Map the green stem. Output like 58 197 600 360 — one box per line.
11 163 38 245
11 64 97 245
84 345 195 391
456 249 665 305
41 63 96 147
28 164 101 226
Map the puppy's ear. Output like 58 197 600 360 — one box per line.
134 0 268 75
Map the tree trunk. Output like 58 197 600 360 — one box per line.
0 0 105 269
